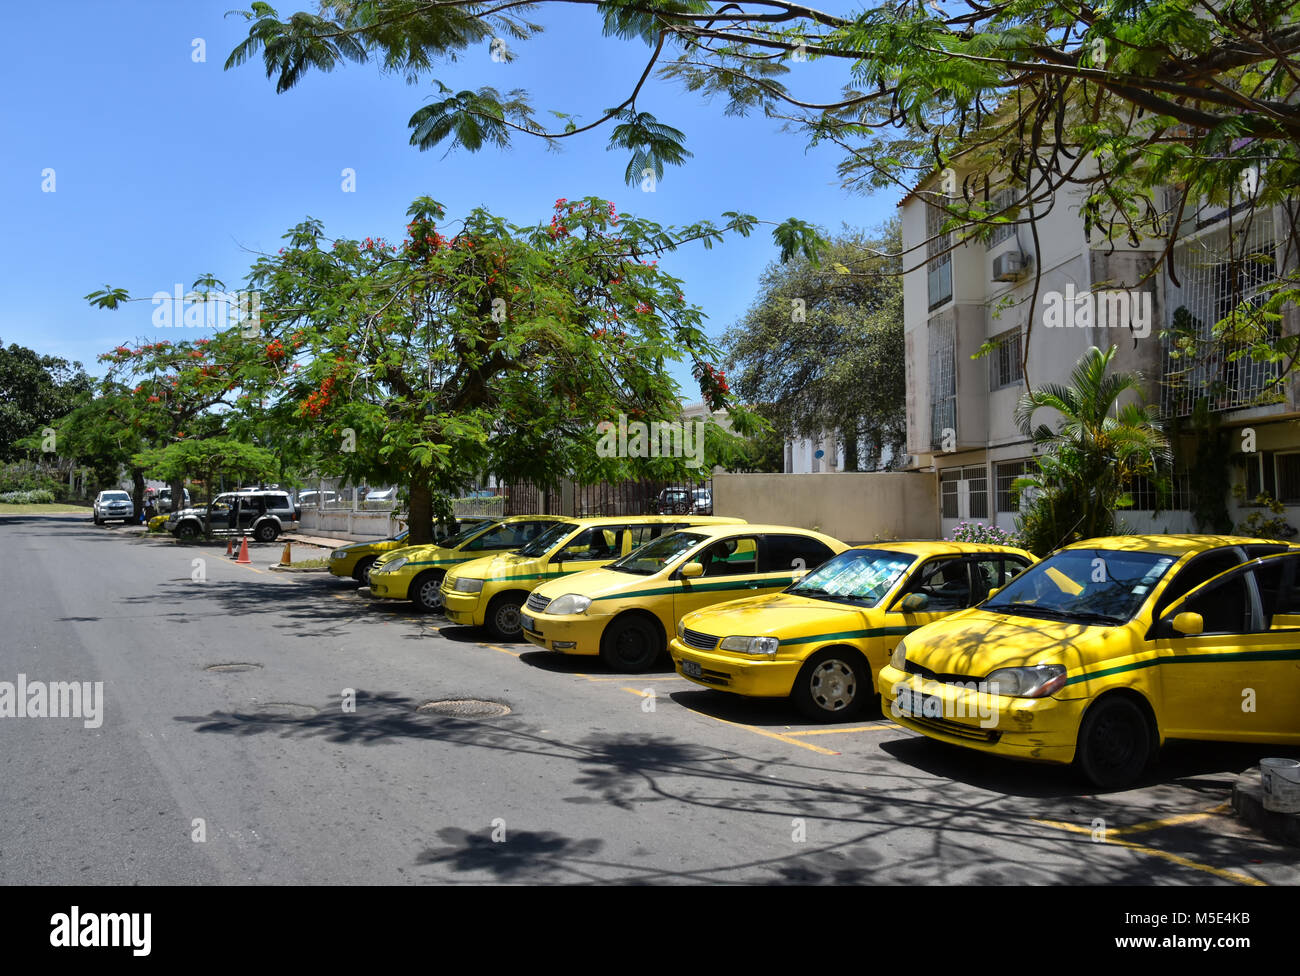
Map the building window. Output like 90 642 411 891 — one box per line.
1127 472 1192 511
986 188 1021 250
1244 451 1278 503
995 460 1031 512
929 314 956 451
989 329 1023 390
940 464 988 520
926 200 953 310
1276 454 1300 504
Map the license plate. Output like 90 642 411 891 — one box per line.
520 613 535 633
895 687 940 718
681 659 702 678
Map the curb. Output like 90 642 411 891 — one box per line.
267 564 330 573
1231 767 1300 847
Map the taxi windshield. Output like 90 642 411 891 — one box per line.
982 549 1177 624
787 549 916 607
609 531 708 575
441 519 501 549
516 522 581 558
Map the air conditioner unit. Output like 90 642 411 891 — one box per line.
992 252 1026 282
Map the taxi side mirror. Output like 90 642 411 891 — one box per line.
987 586 1002 599
1171 611 1204 636
899 592 929 611
679 562 704 579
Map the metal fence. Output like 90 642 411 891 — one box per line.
502 479 715 518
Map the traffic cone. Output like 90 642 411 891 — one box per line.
226 538 234 557
236 535 251 564
280 541 292 566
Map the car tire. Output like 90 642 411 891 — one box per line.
485 593 526 641
1075 696 1153 791
93 512 102 525
600 615 663 672
411 571 446 613
352 556 377 585
175 523 199 541
254 522 279 543
792 648 868 722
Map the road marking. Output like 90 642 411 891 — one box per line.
784 724 894 737
1112 803 1231 837
1032 813 1266 886
483 643 521 658
581 676 684 683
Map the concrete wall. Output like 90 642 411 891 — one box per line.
300 509 401 540
713 472 939 544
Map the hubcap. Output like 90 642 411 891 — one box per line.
810 660 856 712
420 580 444 610
496 603 521 635
616 629 650 665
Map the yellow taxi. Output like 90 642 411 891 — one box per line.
670 541 1035 720
327 517 492 584
878 535 1300 788
368 515 567 611
521 524 847 670
442 515 745 641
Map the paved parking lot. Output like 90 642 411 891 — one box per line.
3 513 1296 884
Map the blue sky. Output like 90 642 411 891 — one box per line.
0 1 895 397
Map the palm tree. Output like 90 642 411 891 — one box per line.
1013 345 1171 554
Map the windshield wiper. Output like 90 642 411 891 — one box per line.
987 603 1122 625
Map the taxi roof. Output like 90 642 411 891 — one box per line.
1059 534 1282 556
845 540 1032 557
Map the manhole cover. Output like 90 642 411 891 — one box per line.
417 699 511 718
245 702 318 718
205 663 263 673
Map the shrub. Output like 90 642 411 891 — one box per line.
948 521 1021 548
0 489 56 504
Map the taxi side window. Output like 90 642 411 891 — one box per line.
627 524 665 548
559 527 623 561
690 537 758 576
904 558 973 611
1154 548 1246 619
971 557 1028 596
760 535 836 574
1178 574 1254 634
1251 559 1300 630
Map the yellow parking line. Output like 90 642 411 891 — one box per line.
690 709 841 756
483 644 521 658
784 724 894 736
582 676 685 683
1113 804 1231 837
1032 817 1265 886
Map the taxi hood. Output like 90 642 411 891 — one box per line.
684 593 878 637
900 608 1124 677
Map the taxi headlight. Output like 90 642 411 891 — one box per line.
331 549 349 560
676 619 685 639
981 664 1067 698
547 594 591 615
719 636 779 656
890 641 907 671
453 577 484 593
378 556 407 573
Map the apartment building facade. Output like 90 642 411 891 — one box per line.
901 173 1300 540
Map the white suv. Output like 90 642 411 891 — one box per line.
93 490 135 525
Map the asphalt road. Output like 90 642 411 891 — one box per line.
2 512 1297 885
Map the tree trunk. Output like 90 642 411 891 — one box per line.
843 428 860 473
131 468 146 523
171 475 185 514
408 478 434 544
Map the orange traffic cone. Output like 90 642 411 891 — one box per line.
280 541 292 566
225 538 234 557
236 535 251 564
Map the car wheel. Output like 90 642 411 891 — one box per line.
485 594 526 641
1075 696 1153 790
352 556 377 585
175 523 199 540
93 512 102 525
792 649 867 722
411 571 446 613
254 522 278 543
600 615 663 672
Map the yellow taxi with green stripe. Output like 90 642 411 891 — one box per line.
670 541 1035 721
521 524 847 671
328 517 492 585
442 515 745 641
877 535 1300 789
367 515 568 611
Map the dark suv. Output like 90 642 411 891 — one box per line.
167 490 297 542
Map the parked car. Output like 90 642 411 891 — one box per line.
670 541 1035 721
879 534 1300 789
328 517 493 585
367 516 567 612
691 488 713 515
156 487 191 512
442 515 748 642
93 489 135 525
650 487 695 515
167 489 297 542
522 523 843 671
